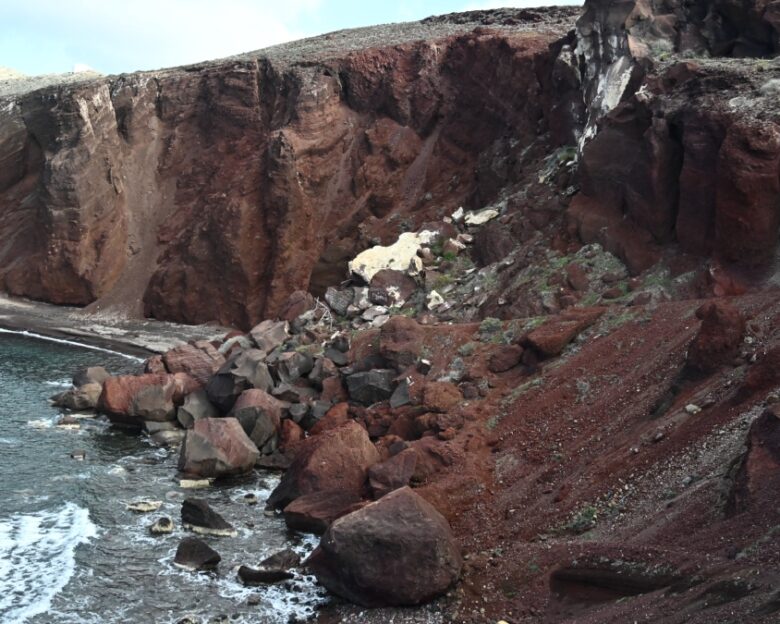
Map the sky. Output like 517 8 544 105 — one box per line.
0 0 583 76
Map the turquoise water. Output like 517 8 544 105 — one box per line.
0 332 325 624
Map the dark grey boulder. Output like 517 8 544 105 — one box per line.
181 499 237 537
346 370 396 405
177 388 219 428
173 537 221 570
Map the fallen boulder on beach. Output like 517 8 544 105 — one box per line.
307 486 462 606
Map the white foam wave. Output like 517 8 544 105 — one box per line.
0 328 143 362
0 503 97 623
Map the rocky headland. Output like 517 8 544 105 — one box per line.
3 1 780 623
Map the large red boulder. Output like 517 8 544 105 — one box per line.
162 343 225 385
368 447 418 499
282 489 365 534
98 373 198 427
686 300 745 373
307 487 462 606
178 417 259 478
267 421 380 509
379 316 424 371
524 309 603 358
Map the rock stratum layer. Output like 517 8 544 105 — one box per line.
0 9 578 328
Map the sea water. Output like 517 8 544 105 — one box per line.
0 331 326 623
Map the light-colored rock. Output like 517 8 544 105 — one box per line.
426 290 445 310
685 403 702 415
349 231 437 283
126 500 163 513
464 208 499 226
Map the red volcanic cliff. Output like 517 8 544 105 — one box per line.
0 9 579 329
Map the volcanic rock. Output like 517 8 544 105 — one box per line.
162 343 224 386
178 417 259 478
266 421 380 509
149 516 174 535
379 316 424 371
307 487 462 606
488 345 524 373
228 389 283 454
181 498 237 537
177 388 220 428
53 382 103 411
99 373 197 427
206 350 273 412
686 300 745 373
282 489 365 534
72 366 110 387
369 269 418 307
249 320 289 352
174 537 221 570
279 290 316 323
368 448 418 499
346 369 396 405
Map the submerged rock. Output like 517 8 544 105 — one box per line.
149 516 175 535
181 498 237 537
173 537 221 570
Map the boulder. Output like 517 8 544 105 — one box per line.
178 417 259 478
228 389 283 454
369 269 418 307
283 489 365 534
267 421 380 509
143 355 167 374
379 316 424 371
422 382 461 413
149 516 174 535
472 220 515 266
279 419 304 450
249 319 289 352
173 537 221 570
53 382 102 411
181 498 237 537
72 366 110 388
487 345 524 373
177 388 219 428
206 350 273 413
368 448 418 499
686 300 745 373
238 549 301 585
524 310 603 358
131 380 176 422
346 370 396 406
348 231 435 283
99 373 197 427
307 487 462 606
727 407 780 516
275 351 314 383
163 343 225 386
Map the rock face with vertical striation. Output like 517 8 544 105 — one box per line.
0 10 579 328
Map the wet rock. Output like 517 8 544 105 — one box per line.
267 421 380 509
127 500 163 513
70 450 86 460
368 448 418 499
687 300 745 373
149 516 174 535
283 490 365 534
177 388 219 428
346 370 396 405
72 366 110 387
173 537 221 570
488 345 524 373
228 389 283 455
178 417 259 478
163 343 225 386
53 382 103 411
308 487 462 606
181 498 237 537
249 319 289 352
237 565 294 585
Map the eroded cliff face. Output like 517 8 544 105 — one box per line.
571 0 780 275
0 11 578 329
